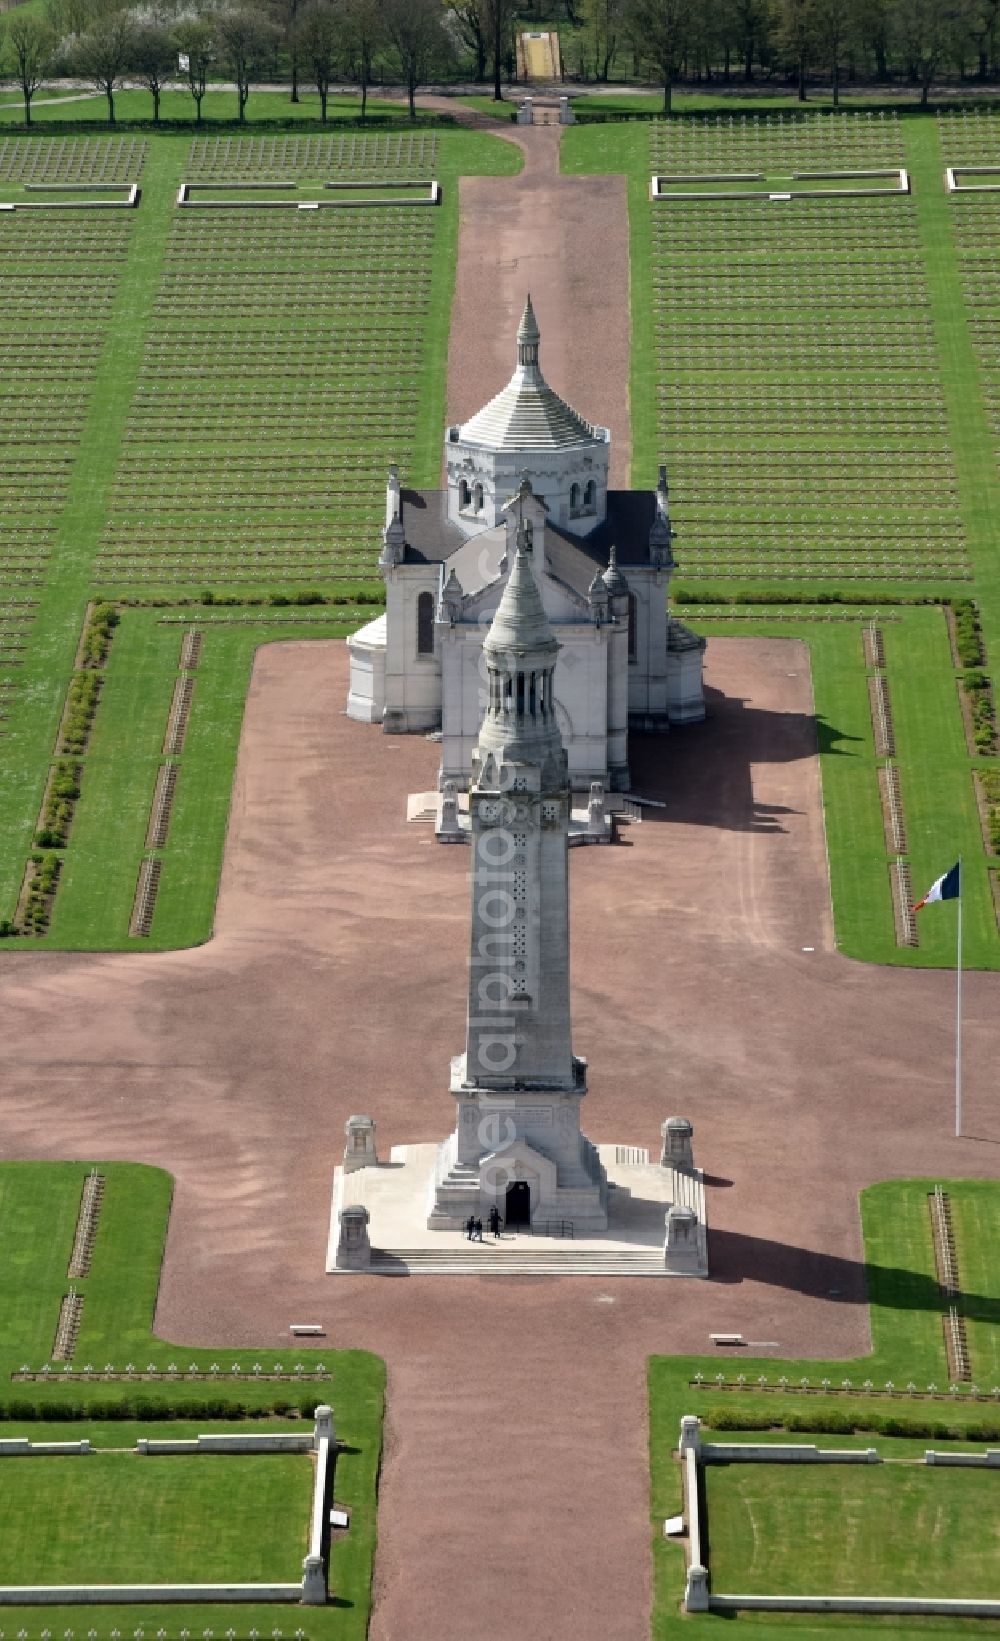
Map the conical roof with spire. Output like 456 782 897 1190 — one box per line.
459 295 602 452
485 530 559 659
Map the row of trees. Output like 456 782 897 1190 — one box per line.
1 0 999 126
0 0 501 126
580 0 1000 106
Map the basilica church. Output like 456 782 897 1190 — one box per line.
346 296 706 792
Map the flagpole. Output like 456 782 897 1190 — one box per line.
955 856 963 1139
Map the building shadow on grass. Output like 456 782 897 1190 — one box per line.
628 686 858 834
707 1227 999 1326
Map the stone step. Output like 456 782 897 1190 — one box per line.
367 1247 669 1277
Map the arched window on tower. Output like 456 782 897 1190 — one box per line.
569 482 581 514
417 591 435 656
459 479 471 511
474 482 484 512
627 593 638 663
584 479 597 511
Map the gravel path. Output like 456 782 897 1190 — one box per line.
2 639 997 1639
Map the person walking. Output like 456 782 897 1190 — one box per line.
489 1205 501 1238
465 1215 475 1241
474 1217 484 1242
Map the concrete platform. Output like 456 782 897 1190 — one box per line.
327 1144 707 1275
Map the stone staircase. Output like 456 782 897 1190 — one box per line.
367 1243 670 1277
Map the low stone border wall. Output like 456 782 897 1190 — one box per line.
677 1415 997 1616
0 1409 337 1608
137 1433 314 1454
0 185 139 212
651 168 909 202
0 1439 91 1456
926 1447 1000 1466
946 166 1000 193
0 1584 302 1607
176 180 441 210
710 1595 1000 1617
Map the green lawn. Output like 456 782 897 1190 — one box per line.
705 1459 1000 1597
564 108 1000 968
0 1160 384 1637
0 1450 311 1582
650 1176 1000 1634
0 89 424 125
0 123 519 950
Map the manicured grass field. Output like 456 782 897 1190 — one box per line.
649 1176 1000 1635
706 1459 999 1597
0 124 519 949
0 1451 311 1583
0 1160 385 1638
564 108 1000 967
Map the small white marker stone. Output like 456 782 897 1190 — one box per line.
664 1514 685 1537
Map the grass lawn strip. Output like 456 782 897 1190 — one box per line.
0 1162 384 1640
650 1177 1000 1636
704 1455 999 1599
0 1450 311 1585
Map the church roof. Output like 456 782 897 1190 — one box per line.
399 488 661 581
457 296 606 454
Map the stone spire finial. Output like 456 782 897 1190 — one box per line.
649 458 675 566
517 294 540 369
486 536 558 659
601 543 628 598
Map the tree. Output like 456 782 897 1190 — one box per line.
296 0 337 121
891 0 975 103
5 14 55 127
812 0 855 103
445 0 487 81
775 0 816 98
583 0 623 79
623 0 693 112
339 0 382 119
174 15 214 124
269 0 303 101
69 11 136 126
382 0 449 118
480 0 517 99
970 0 1000 75
128 21 176 123
216 8 276 123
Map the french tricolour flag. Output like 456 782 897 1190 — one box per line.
913 861 961 912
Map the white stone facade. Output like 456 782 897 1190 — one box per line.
346 299 705 793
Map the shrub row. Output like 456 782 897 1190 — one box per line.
20 851 60 934
197 589 383 609
981 768 1000 856
962 669 997 755
60 671 102 755
672 588 942 608
952 598 985 667
35 760 82 849
704 1405 1000 1440
0 1394 322 1421
81 602 120 668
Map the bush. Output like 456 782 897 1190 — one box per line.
952 598 985 667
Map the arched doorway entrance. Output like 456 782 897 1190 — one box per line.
505 1181 531 1229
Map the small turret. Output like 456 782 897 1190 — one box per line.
649 460 675 568
588 567 609 624
379 463 405 569
516 293 541 369
601 544 628 599
441 567 463 624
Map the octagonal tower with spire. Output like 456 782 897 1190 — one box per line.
444 295 611 536
428 526 609 1233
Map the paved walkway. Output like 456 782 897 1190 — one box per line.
2 640 997 1640
440 117 633 487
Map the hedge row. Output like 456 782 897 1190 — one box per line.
672 588 943 607
962 669 997 755
981 768 1000 855
35 760 81 849
953 598 985 667
60 671 102 756
0 1394 323 1421
81 602 120 668
704 1405 1000 1439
